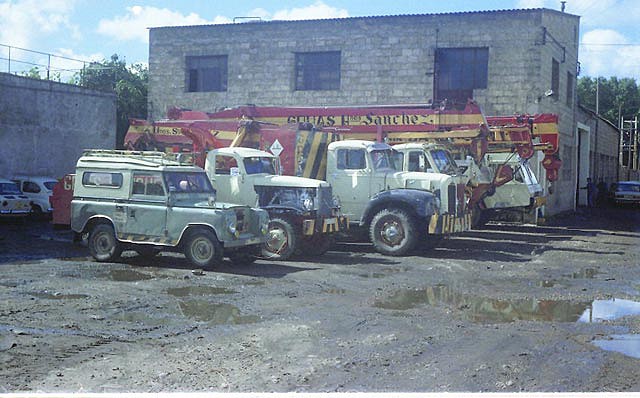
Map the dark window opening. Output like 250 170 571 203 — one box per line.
186 55 228 92
435 47 488 102
295 51 341 91
566 71 574 107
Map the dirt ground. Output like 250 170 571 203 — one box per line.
1 206 639 393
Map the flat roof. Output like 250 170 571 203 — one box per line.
150 8 579 31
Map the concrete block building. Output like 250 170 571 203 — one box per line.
147 8 618 215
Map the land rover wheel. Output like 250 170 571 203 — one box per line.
88 223 123 262
184 228 222 269
261 218 297 260
369 209 417 256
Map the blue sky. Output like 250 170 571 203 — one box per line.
1 0 639 80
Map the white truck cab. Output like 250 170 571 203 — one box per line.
325 140 471 255
205 147 347 260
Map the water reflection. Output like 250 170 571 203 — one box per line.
373 284 591 323
375 285 640 324
593 334 640 359
578 298 640 323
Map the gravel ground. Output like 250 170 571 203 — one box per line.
0 206 639 393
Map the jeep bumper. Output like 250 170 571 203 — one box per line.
224 235 267 248
428 213 472 235
302 215 350 236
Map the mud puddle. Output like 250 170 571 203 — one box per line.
577 298 640 322
29 291 89 300
375 285 640 324
593 334 640 359
167 286 236 297
177 300 259 324
109 269 155 282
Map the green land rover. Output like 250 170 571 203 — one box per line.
70 150 269 268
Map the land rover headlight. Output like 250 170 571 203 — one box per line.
332 196 341 208
260 215 270 235
225 213 238 236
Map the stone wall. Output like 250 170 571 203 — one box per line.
0 73 116 179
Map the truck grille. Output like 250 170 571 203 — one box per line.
457 183 466 215
448 184 456 216
317 186 333 217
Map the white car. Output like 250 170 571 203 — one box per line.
11 176 58 215
0 178 31 218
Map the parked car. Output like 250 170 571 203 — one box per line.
0 178 31 218
609 181 640 206
11 176 58 216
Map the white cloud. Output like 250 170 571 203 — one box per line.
516 0 545 8
271 1 349 20
97 6 231 43
247 1 349 21
0 0 78 48
579 29 640 77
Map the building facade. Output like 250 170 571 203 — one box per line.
0 73 116 179
148 8 601 215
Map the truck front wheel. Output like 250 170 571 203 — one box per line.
88 223 123 262
369 209 417 256
261 218 297 260
184 228 223 269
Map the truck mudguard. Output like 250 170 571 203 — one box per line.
360 189 437 226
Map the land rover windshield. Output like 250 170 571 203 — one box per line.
164 171 214 194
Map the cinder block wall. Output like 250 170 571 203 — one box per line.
148 9 583 214
0 73 116 179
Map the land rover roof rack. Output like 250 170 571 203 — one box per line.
81 149 196 166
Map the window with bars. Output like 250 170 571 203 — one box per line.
186 55 228 92
295 51 341 91
435 47 488 102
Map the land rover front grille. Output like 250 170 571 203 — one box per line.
234 208 248 233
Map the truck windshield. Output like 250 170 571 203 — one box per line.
371 150 398 171
431 149 459 175
244 157 277 175
164 172 214 193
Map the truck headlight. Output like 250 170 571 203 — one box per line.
302 197 314 211
433 195 441 215
225 213 238 236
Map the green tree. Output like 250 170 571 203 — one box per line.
21 66 43 79
577 76 640 125
74 54 148 148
